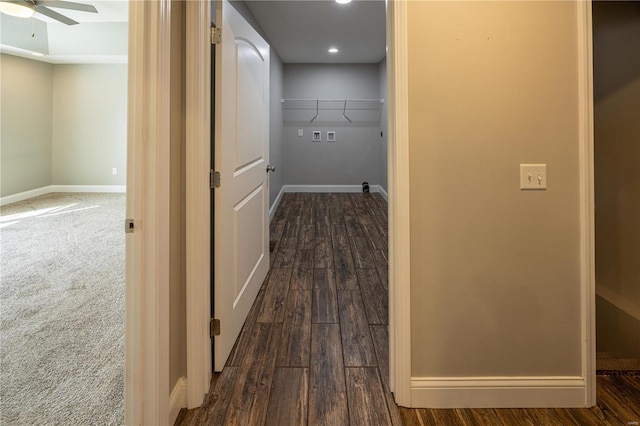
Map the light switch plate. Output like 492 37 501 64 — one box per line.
520 164 547 190
298 129 303 137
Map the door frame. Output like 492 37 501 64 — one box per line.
125 0 172 423
185 0 213 409
183 0 414 408
577 0 596 406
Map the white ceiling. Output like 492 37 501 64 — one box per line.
0 0 128 64
245 0 386 64
0 0 385 65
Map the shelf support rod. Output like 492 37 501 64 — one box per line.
342 99 353 123
310 99 319 122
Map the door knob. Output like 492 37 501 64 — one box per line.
266 165 276 173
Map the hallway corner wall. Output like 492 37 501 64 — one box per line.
269 50 284 210
593 0 640 358
379 58 388 195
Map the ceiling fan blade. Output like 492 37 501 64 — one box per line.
35 5 79 25
38 0 97 13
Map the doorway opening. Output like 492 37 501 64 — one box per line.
592 0 640 375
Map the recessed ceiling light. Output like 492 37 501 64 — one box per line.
328 47 339 53
336 0 352 4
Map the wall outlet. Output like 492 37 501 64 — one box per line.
520 164 547 190
112 168 118 175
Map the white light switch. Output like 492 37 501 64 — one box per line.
112 168 118 175
520 164 547 190
298 129 303 137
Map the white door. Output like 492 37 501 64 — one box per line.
213 0 270 372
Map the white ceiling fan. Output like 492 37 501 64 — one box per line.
0 0 98 25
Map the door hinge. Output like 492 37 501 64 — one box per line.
124 219 135 233
210 318 220 337
210 170 221 189
210 26 221 45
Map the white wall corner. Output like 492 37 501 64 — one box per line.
410 376 587 408
269 185 285 221
169 376 188 425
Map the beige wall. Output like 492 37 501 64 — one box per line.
0 54 53 197
593 1 640 358
407 1 582 377
52 64 127 186
169 0 187 391
0 55 127 198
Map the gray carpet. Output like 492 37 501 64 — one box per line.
1 193 125 425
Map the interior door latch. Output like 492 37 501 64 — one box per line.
125 219 135 233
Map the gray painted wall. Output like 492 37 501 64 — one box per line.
269 49 284 208
52 64 127 186
378 58 388 193
282 64 383 187
0 54 53 197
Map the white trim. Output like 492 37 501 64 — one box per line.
124 1 145 423
411 376 586 408
269 185 285 222
0 186 51 206
0 185 126 206
577 0 596 407
378 186 388 202
388 0 412 406
49 185 126 193
169 377 188 426
282 184 384 194
596 284 640 321
185 0 213 410
124 0 172 424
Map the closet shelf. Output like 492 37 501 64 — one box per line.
281 98 384 124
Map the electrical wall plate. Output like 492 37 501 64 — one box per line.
312 131 321 142
327 131 336 142
520 164 547 190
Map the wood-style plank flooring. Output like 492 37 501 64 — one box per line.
176 193 640 426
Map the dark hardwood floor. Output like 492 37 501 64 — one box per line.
176 193 640 426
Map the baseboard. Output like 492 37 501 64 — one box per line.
283 184 384 194
269 186 285 222
1 185 126 207
49 185 127 193
0 186 52 207
410 376 587 408
379 186 388 201
169 376 188 425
